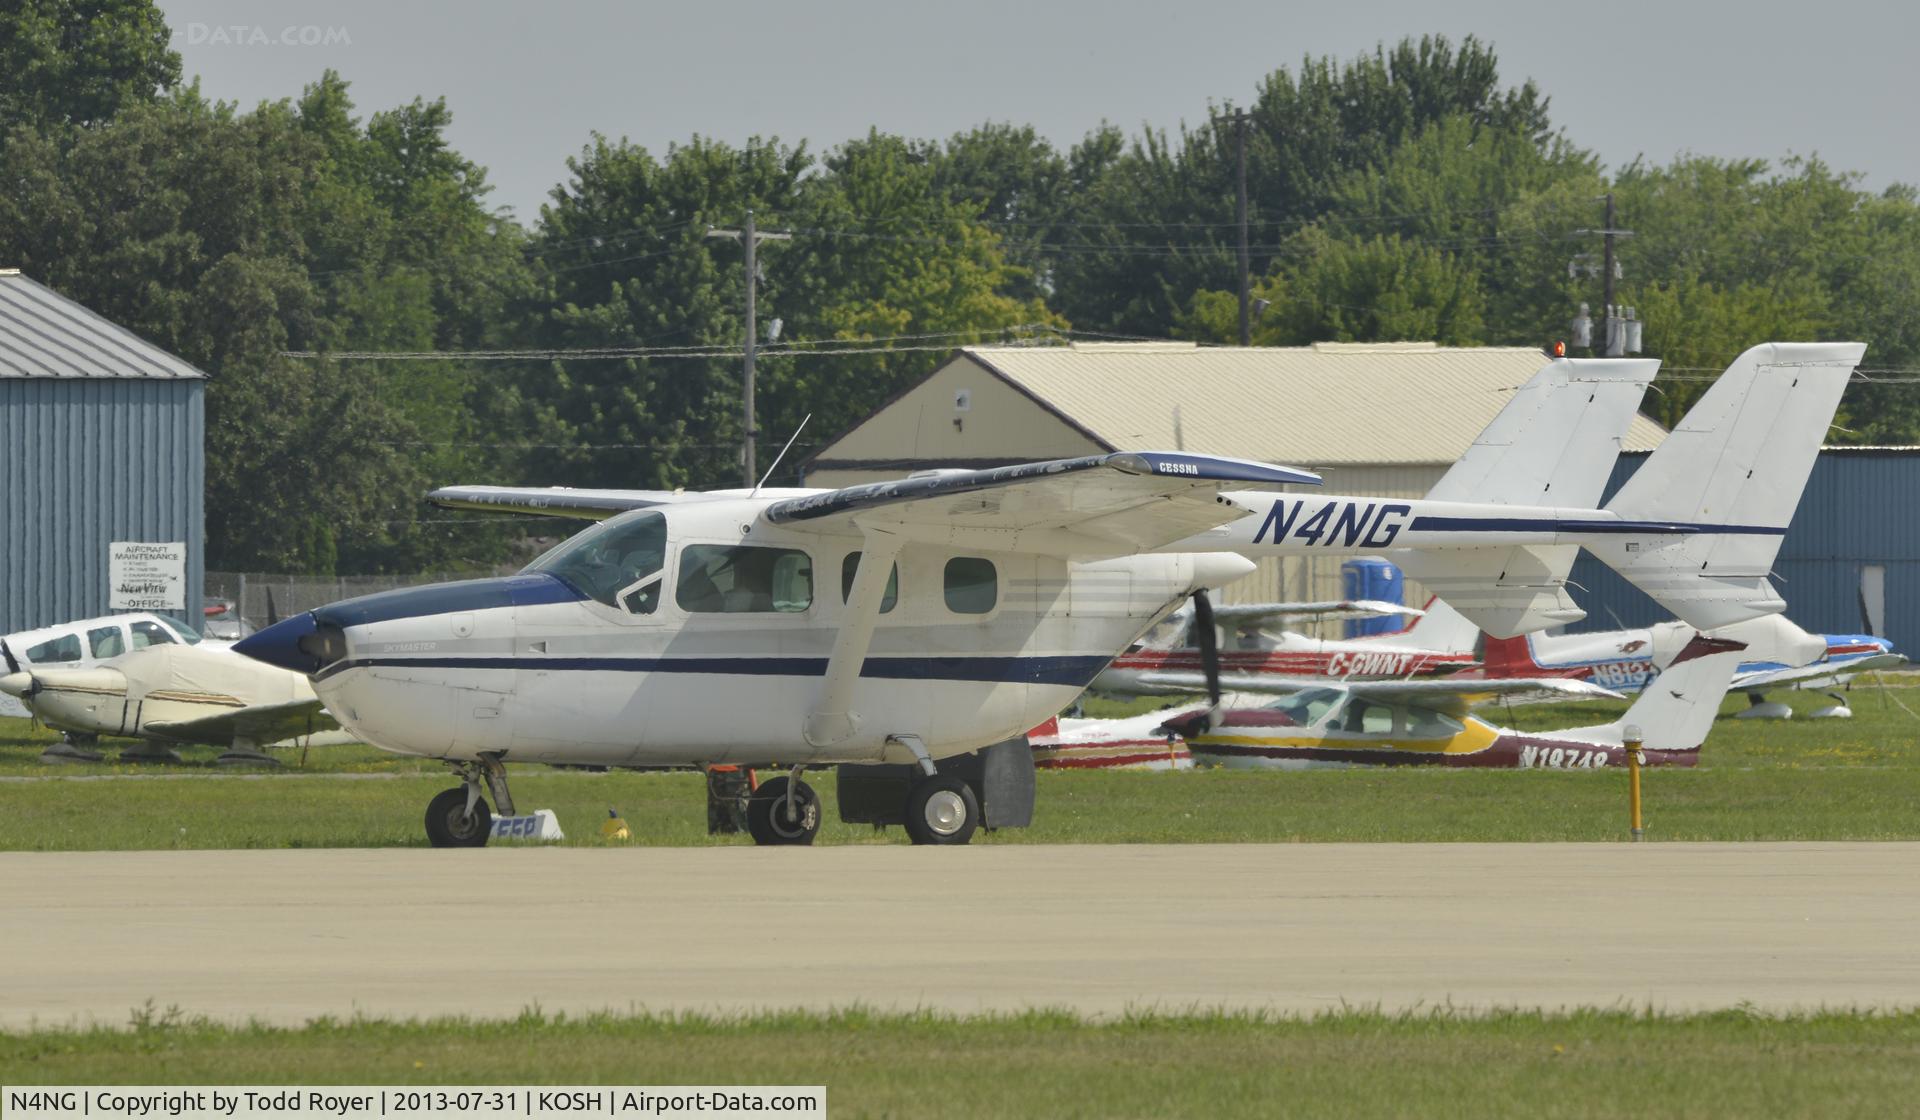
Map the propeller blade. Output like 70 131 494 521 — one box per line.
1191 590 1223 731
0 639 17 676
266 588 280 628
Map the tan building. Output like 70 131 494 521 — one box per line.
802 341 1668 609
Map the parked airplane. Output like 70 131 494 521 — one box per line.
232 342 1860 847
0 629 340 763
1027 710 1194 770
1483 614 1904 718
0 612 218 724
1092 596 1481 695
1165 636 1743 770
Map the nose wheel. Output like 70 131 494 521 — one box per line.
425 786 492 847
746 774 820 845
424 756 512 848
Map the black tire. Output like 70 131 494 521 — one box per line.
904 775 979 846
746 776 820 846
425 786 492 848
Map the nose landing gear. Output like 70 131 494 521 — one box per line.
746 771 821 845
425 755 514 848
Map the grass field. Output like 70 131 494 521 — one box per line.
4 1007 1917 1118
2 680 1917 848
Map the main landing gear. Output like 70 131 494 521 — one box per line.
746 770 822 846
425 754 514 848
894 734 981 846
904 773 979 846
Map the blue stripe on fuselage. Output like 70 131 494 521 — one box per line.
315 653 1111 687
1406 516 1784 536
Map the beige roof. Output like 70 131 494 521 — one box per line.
948 341 1667 467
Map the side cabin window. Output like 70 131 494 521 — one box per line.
88 626 126 658
944 557 997 614
1336 698 1396 735
523 511 667 614
129 621 176 649
1406 707 1465 738
840 553 899 613
678 545 814 613
26 634 81 664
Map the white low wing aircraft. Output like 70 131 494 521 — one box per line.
233 342 1861 847
0 640 341 763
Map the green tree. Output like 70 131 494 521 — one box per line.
0 0 180 135
0 74 533 573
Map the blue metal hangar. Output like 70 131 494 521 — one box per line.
0 269 206 635
1569 447 1920 653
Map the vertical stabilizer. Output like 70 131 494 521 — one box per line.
1589 342 1863 630
1426 356 1658 508
1560 635 1747 750
1401 356 1657 637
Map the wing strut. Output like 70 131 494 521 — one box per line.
804 526 903 748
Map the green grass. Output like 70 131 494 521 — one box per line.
4 1007 1917 1118
3 681 1918 848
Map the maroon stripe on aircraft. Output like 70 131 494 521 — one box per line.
1188 735 1699 769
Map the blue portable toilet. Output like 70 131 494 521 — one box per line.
1341 558 1404 638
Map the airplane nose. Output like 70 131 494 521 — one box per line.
233 612 326 675
0 671 34 699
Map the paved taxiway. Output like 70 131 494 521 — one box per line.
3 843 1916 1026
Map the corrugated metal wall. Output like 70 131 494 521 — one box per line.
0 378 205 633
1566 450 1920 649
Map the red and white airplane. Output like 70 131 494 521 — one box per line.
1482 614 1904 719
1090 596 1480 696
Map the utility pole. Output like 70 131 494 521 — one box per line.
1601 191 1617 339
1569 192 1639 357
1215 109 1254 347
707 210 791 487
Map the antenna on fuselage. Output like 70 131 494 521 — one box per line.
751 413 812 499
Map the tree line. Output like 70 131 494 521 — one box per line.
4 2 1916 574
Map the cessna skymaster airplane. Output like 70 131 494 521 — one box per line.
234 342 1861 847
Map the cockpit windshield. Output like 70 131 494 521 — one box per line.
157 615 203 644
522 512 668 610
1258 687 1345 728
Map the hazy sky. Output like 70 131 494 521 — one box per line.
157 0 1916 223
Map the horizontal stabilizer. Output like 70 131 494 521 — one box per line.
1393 545 1586 638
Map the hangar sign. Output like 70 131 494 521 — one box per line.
109 541 186 611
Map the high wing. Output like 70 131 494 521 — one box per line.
143 698 341 747
1138 671 1622 717
1732 652 1908 692
428 486 706 521
1211 600 1423 625
764 452 1319 550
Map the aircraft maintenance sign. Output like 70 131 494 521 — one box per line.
108 541 186 611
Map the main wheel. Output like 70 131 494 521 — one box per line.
905 775 979 846
746 776 820 846
425 787 492 848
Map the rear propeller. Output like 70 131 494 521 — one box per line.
1158 590 1227 740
